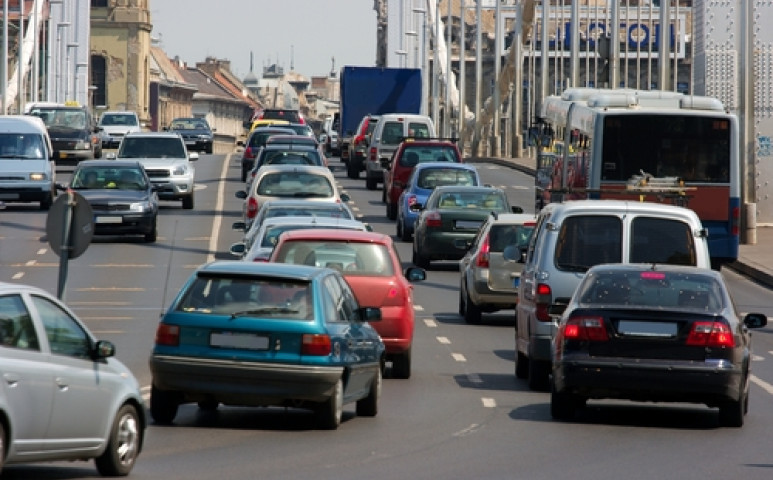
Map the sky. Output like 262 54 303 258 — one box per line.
150 0 378 80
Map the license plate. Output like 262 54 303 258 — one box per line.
185 141 196 146
0 193 19 200
210 332 269 350
456 220 482 229
95 216 123 224
617 320 677 338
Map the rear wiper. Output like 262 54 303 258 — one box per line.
231 307 300 318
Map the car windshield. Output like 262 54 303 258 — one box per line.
275 241 394 276
29 108 87 129
265 205 352 221
577 269 724 310
261 150 320 166
170 119 208 130
100 114 138 126
176 276 312 319
0 133 45 159
71 166 148 190
256 172 334 198
249 131 294 148
119 137 187 158
417 167 476 189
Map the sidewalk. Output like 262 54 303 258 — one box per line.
469 156 773 289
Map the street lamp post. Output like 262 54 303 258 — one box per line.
413 6 428 116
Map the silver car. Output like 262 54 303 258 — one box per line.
111 131 197 209
0 282 145 475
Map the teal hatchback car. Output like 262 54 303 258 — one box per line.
149 261 385 429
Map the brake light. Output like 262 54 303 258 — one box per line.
686 321 734 347
155 324 180 346
244 147 256 160
426 211 442 227
562 316 609 341
302 334 332 355
475 234 490 268
369 146 377 161
407 195 417 206
535 283 552 322
246 197 259 218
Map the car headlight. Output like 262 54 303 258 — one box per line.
75 140 91 150
29 172 47 181
129 201 152 212
172 165 188 176
198 134 212 140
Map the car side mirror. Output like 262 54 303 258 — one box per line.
340 193 351 202
404 266 427 282
744 313 768 329
229 243 247 257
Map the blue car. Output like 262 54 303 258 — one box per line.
396 162 481 242
149 261 385 429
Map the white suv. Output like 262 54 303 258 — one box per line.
366 113 435 191
98 111 142 149
111 131 197 209
515 200 712 391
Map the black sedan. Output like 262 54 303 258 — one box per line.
410 185 519 269
165 117 214 154
67 160 159 242
550 263 767 427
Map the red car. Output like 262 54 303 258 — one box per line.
382 138 463 220
269 229 427 379
347 115 381 180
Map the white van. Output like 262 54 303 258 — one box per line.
0 115 56 209
365 113 435 190
513 200 712 391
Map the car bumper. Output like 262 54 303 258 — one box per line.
150 354 344 405
365 159 384 179
93 212 156 235
0 184 52 202
553 357 744 404
150 178 194 200
53 149 94 162
372 305 413 354
469 271 518 308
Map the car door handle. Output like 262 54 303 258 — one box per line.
3 373 20 387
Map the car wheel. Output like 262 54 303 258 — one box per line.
347 160 360 179
528 359 551 392
95 403 141 476
463 285 482 324
391 349 411 379
412 242 429 269
366 176 377 191
150 385 180 425
0 421 4 472
145 221 157 243
241 165 248 182
386 201 397 220
718 383 746 428
205 144 213 155
550 383 578 421
316 378 343 429
399 218 412 242
515 350 529 379
356 367 381 416
197 399 219 411
182 193 194 210
40 189 54 210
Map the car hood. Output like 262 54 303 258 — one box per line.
76 189 152 203
129 157 189 167
101 125 139 134
172 128 212 135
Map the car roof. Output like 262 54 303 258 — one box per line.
400 138 459 148
255 165 334 176
0 115 49 133
196 260 324 281
487 213 539 224
586 263 721 279
250 127 296 134
413 161 476 172
260 199 350 209
264 137 317 146
74 159 144 169
260 216 366 229
432 185 504 194
540 199 703 219
276 229 390 244
124 131 181 139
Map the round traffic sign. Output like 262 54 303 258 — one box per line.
46 191 94 259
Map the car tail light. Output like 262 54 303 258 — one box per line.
244 147 256 160
246 197 259 218
563 315 609 341
407 195 417 206
155 324 180 346
369 146 377 161
426 211 442 228
253 258 268 262
475 234 491 268
686 321 735 347
302 334 332 355
535 283 552 322
379 284 407 307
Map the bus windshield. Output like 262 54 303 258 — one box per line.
600 114 731 183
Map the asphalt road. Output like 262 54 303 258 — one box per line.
0 153 772 479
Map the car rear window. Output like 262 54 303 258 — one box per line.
554 216 623 271
257 172 334 198
630 217 697 266
417 167 475 189
407 122 431 138
489 224 535 252
261 110 301 123
275 241 395 276
400 146 459 167
261 150 321 167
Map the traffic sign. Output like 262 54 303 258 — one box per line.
46 190 94 259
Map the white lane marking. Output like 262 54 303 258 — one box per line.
424 318 437 327
752 375 773 396
37 249 46 255
414 304 424 311
452 424 481 437
12 272 23 280
452 353 466 362
25 260 36 266
511 185 530 190
482 398 496 408
206 153 231 264
437 336 451 344
752 354 765 361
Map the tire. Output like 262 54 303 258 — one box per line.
205 144 213 155
550 384 578 421
356 367 382 416
241 165 248 182
412 243 429 269
391 349 411 379
347 160 360 179
144 220 157 243
386 201 397 220
0 421 5 473
718 382 746 427
528 358 551 392
316 378 343 430
366 176 377 191
463 284 482 324
515 350 529 379
40 190 54 210
182 193 194 210
95 403 142 476
399 218 412 242
150 385 180 425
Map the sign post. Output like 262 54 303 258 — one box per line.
46 190 94 299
